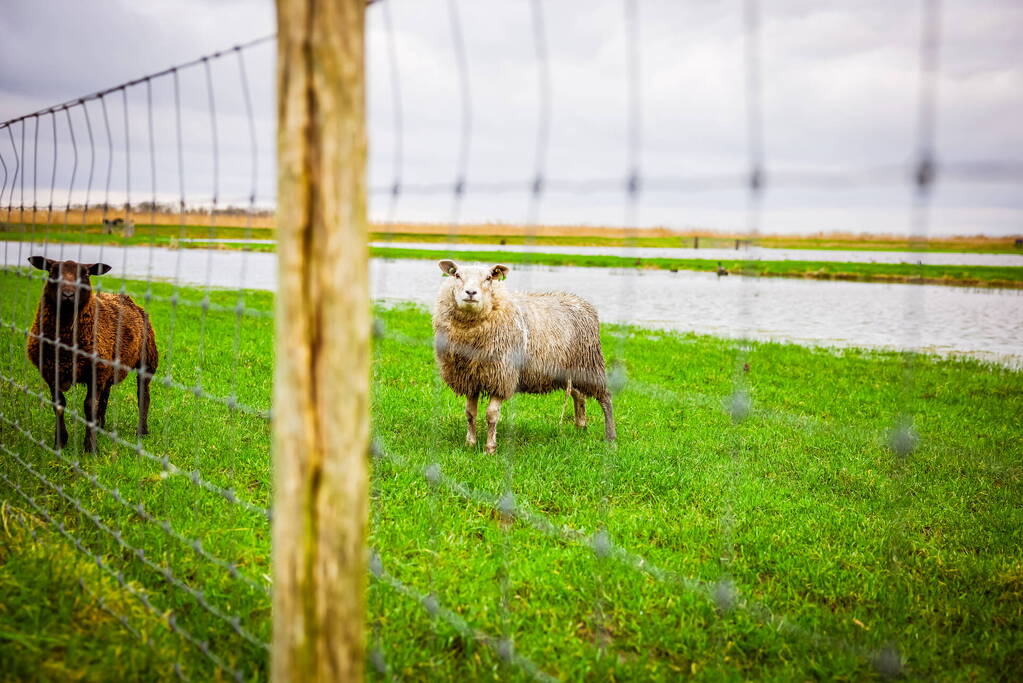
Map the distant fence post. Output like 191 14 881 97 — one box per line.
272 0 369 680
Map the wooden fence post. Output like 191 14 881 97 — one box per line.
272 0 369 680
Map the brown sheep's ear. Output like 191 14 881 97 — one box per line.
438 260 458 277
28 256 55 271
86 263 113 276
491 264 509 281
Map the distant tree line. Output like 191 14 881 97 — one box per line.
66 202 275 217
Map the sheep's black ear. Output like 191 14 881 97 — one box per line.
87 263 113 276
491 264 509 281
28 256 55 271
438 259 458 277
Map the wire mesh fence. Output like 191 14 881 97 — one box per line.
1 0 1021 680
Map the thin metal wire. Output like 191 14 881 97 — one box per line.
2 503 189 681
47 112 57 225
62 108 78 231
229 46 259 416
4 125 17 219
3 445 269 654
0 469 246 682
361 158 1022 197
0 366 270 517
196 56 220 401
145 78 158 286
0 137 8 215
79 100 96 230
446 0 472 223
527 0 551 225
99 95 113 224
0 412 269 594
31 115 40 230
382 0 404 224
1 35 276 128
371 440 859 658
875 0 943 674
713 0 766 623
369 548 558 683
122 88 131 229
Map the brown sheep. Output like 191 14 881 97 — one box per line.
433 259 615 454
26 257 159 452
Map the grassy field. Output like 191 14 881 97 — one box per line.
0 269 1021 680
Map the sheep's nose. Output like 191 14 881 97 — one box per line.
465 289 477 298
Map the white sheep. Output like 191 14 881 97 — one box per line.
432 259 616 453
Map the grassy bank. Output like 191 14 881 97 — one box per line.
0 270 1021 679
5 221 1023 254
372 246 1023 289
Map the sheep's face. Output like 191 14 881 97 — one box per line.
28 257 112 316
438 260 510 315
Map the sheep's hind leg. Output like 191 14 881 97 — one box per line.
465 393 479 447
485 396 504 455
49 386 68 450
597 390 616 442
137 370 152 436
571 389 587 429
96 383 112 430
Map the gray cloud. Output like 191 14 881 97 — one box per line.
1 0 1020 236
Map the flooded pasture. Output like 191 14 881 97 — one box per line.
4 241 1021 366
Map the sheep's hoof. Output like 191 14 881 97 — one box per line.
138 425 149 437
485 444 497 455
466 437 477 447
575 421 588 430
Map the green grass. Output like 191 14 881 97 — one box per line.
0 222 278 246
0 268 1021 680
0 502 186 682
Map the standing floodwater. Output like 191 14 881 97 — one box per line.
3 241 1021 366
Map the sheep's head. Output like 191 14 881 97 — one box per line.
28 257 112 316
437 260 509 316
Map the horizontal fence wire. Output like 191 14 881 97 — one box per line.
0 467 246 682
369 548 558 683
362 161 1023 197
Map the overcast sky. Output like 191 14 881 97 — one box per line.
0 0 1020 236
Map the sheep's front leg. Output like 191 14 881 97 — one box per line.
83 380 101 453
485 396 504 455
465 393 479 447
49 385 68 450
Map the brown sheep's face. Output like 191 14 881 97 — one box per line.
28 257 112 316
437 260 510 315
